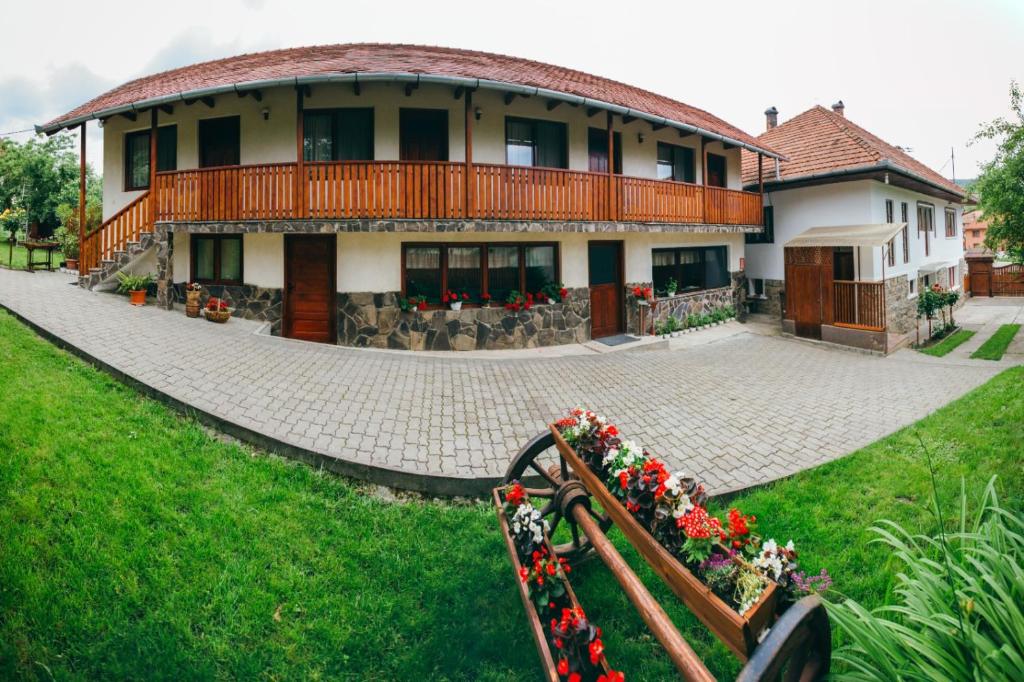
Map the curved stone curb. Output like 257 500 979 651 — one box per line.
0 301 503 498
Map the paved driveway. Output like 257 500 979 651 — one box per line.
0 269 1014 495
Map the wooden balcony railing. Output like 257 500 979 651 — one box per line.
152 161 763 226
833 280 886 331
81 192 152 274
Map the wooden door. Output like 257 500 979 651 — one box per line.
706 153 727 188
588 241 623 338
284 235 336 343
587 128 621 174
399 109 449 161
198 116 241 168
784 246 831 340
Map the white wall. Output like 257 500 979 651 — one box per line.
745 178 965 296
103 82 747 219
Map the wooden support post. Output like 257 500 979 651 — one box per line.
149 108 158 225
78 122 86 270
700 137 709 222
757 153 764 194
571 506 716 682
295 87 305 218
464 89 474 218
606 111 615 221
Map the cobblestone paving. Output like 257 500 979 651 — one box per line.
0 269 1014 494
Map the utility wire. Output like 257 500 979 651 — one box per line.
0 127 36 138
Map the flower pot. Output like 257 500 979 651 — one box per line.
65 258 79 271
185 289 202 318
450 301 463 311
203 308 232 323
129 289 147 306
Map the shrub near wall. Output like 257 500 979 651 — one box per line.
336 288 592 351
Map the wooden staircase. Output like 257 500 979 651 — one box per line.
79 192 154 289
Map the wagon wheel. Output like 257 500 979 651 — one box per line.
501 431 613 562
735 595 831 682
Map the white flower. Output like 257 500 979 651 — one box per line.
602 447 619 465
785 540 795 552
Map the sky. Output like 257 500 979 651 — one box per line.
1 0 1021 181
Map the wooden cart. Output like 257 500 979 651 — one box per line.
495 427 831 681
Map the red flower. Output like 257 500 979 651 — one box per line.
618 471 629 489
559 287 568 299
417 299 427 311
569 674 581 682
605 425 619 437
557 658 569 676
505 483 525 507
598 672 625 682
545 562 557 576
519 567 529 582
554 637 563 649
462 292 469 300
589 638 604 664
482 293 491 301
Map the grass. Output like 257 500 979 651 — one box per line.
919 328 976 357
0 309 1021 680
0 238 63 270
971 323 1021 361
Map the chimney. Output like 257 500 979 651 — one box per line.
765 106 778 131
831 100 845 117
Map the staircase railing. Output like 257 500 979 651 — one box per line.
80 192 152 275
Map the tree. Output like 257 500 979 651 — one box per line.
974 81 1024 263
0 133 100 234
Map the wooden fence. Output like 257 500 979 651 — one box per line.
833 280 886 331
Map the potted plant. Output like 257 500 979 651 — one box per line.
665 277 678 297
184 282 203 318
116 272 155 306
398 295 427 312
53 225 80 271
442 289 470 311
203 297 232 323
481 293 492 308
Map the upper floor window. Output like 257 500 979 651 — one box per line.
945 208 957 238
918 202 934 256
656 142 696 183
746 206 774 244
902 224 910 263
399 109 448 162
124 126 177 191
198 116 240 168
885 199 894 223
705 153 727 188
304 108 373 161
651 246 728 295
505 117 567 169
901 202 908 224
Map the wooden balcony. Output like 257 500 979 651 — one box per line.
153 161 763 226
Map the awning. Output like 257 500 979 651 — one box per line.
784 223 907 249
917 259 953 274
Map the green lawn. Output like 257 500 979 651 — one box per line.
0 239 64 270
971 323 1021 360
0 309 1021 680
919 328 976 357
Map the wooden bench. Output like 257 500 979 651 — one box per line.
495 427 831 681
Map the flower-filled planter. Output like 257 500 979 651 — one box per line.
551 409 828 659
494 484 623 682
203 297 232 323
443 289 470 311
184 282 202 318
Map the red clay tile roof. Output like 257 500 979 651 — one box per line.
40 43 776 155
740 105 963 197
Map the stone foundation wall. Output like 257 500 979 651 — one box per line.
172 283 284 334
625 272 743 334
885 275 915 335
337 288 591 351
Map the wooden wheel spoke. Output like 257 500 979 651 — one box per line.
548 512 562 535
523 487 556 498
528 461 561 488
570 520 582 548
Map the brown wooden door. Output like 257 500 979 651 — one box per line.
588 241 623 338
706 153 727 188
198 116 241 168
789 266 823 339
587 128 621 174
284 235 336 343
399 109 449 161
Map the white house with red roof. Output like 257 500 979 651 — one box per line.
40 44 781 351
740 102 966 351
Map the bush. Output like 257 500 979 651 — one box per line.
827 477 1024 680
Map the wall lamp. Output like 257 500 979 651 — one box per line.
261 107 270 121
474 106 482 121
637 132 645 144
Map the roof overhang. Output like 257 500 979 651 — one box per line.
917 259 954 274
36 71 784 160
745 160 964 203
785 223 906 249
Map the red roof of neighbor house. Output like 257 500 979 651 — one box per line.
40 43 777 155
740 105 964 197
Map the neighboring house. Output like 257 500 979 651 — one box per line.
39 44 779 351
740 102 966 352
962 207 989 250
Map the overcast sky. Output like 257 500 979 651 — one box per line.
2 0 1021 180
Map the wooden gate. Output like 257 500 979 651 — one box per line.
992 263 1024 296
967 254 1024 296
